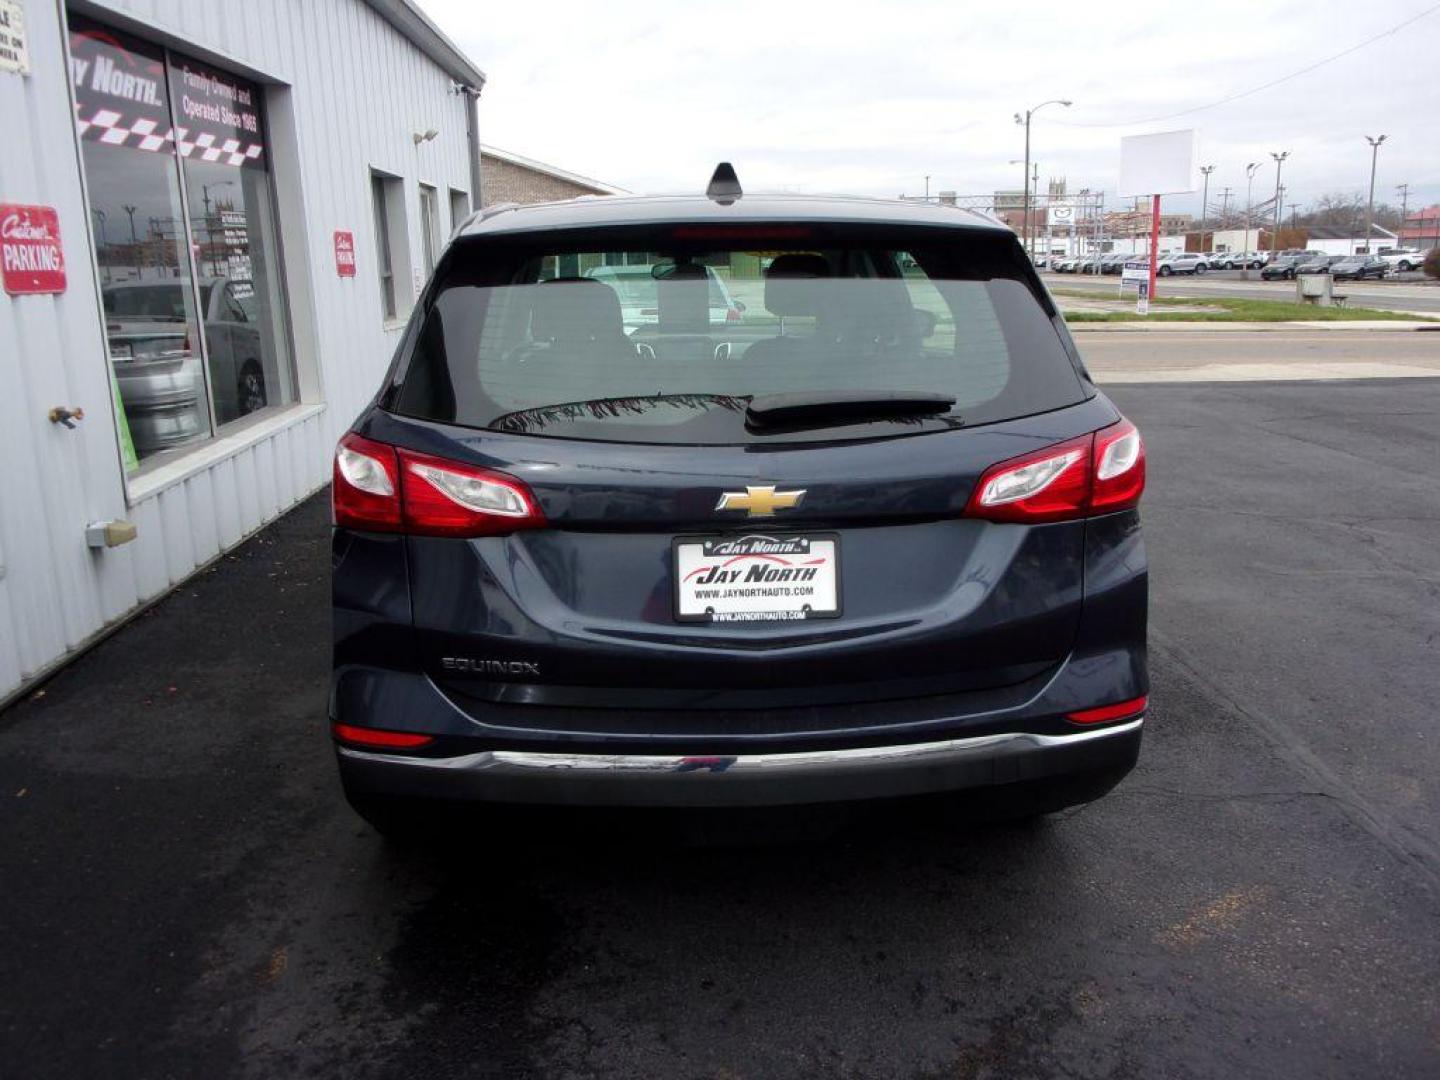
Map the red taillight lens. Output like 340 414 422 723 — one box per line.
964 418 1145 524
398 448 546 537
1090 419 1146 513
965 434 1093 523
333 432 402 531
1067 695 1148 725
332 433 546 537
331 722 434 748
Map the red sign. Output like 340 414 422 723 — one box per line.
2 204 67 296
334 230 356 277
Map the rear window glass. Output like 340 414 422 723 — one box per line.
391 224 1087 443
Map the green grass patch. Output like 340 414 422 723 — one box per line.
1063 296 1430 322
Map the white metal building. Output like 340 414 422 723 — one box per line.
0 0 485 703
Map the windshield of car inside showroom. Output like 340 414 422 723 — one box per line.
390 226 1088 443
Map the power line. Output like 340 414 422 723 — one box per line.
1053 3 1440 129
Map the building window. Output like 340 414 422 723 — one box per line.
449 188 470 233
372 174 397 319
70 13 296 474
419 183 440 276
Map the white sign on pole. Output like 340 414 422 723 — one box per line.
1135 281 1150 316
1119 129 1196 196
0 0 28 76
1050 205 1073 223
1120 260 1148 288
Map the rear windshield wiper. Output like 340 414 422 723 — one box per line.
745 391 958 429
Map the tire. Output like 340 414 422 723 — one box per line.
1398 261 1413 272
237 362 267 416
1195 264 1207 274
1158 266 1171 277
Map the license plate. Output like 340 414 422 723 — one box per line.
674 533 840 623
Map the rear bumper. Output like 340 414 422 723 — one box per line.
337 716 1142 808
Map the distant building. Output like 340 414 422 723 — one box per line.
1105 208 1193 237
1398 205 1440 250
480 145 626 207
1302 224 1399 256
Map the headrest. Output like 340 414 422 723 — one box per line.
764 253 830 316
655 263 712 332
531 278 623 341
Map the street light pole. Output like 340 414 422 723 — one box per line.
1269 151 1289 256
1198 164 1214 251
1242 162 1260 279
1015 98 1071 258
1363 135 1386 256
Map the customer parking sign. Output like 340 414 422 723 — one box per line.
1 204 66 295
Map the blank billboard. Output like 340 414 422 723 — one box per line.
1119 130 1196 196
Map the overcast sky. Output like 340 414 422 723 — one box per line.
421 0 1439 217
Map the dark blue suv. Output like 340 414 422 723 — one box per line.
330 175 1147 833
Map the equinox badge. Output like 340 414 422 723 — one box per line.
715 485 806 518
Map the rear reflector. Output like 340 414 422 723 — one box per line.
1066 695 1148 725
331 723 435 748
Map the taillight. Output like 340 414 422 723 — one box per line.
966 434 1092 523
1090 419 1146 513
332 432 546 537
333 432 401 531
726 305 742 323
398 448 546 537
964 418 1145 524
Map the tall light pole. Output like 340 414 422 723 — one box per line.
1198 164 1214 251
1269 151 1289 255
1363 135 1386 255
1242 162 1260 278
1014 98 1072 257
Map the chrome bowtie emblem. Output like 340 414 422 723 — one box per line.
715 485 806 518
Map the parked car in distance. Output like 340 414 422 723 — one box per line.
1292 254 1340 275
329 174 1150 835
1378 248 1427 272
1261 255 1306 280
1330 256 1388 280
585 263 744 330
1155 252 1206 276
1100 252 1132 274
1219 251 1267 270
103 276 273 455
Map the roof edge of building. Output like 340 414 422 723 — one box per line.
481 144 629 195
362 0 486 88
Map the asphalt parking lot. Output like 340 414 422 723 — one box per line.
2 377 1438 1079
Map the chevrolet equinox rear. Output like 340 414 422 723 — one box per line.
330 173 1148 834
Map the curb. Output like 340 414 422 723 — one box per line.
1068 321 1439 333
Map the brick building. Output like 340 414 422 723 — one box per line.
1398 205 1440 251
480 145 626 207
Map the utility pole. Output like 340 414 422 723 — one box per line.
1363 135 1386 255
1288 203 1299 228
1269 151 1289 256
1219 187 1233 229
1242 162 1260 278
1015 98 1072 258
925 175 931 201
1396 182 1410 238
1198 164 1214 251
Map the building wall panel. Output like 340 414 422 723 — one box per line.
0 0 477 701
